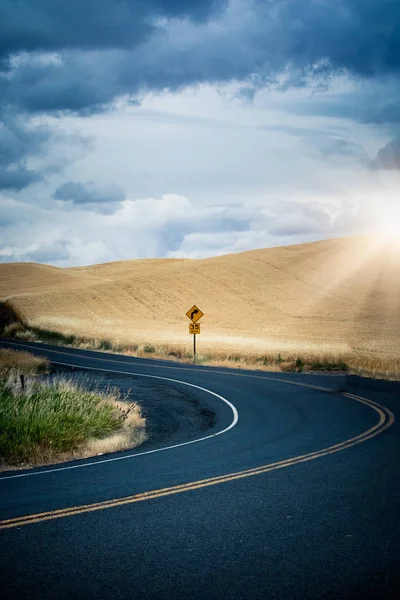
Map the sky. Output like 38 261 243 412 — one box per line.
1 0 400 266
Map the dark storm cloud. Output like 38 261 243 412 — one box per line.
0 0 226 147
0 114 90 191
0 166 41 190
0 0 224 58
54 180 126 204
290 80 400 125
1 0 400 117
0 118 41 167
371 137 400 170
0 116 49 189
272 0 400 78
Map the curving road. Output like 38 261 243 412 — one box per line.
0 339 399 599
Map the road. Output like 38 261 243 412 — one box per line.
0 339 399 599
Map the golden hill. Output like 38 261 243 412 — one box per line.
1 236 400 361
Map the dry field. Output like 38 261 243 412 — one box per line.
1 235 400 378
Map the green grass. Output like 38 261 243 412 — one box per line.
98 338 113 351
309 358 349 372
0 376 130 466
30 327 78 345
143 344 155 354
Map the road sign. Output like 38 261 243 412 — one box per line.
186 305 204 323
189 323 201 335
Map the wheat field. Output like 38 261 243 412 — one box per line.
1 235 400 377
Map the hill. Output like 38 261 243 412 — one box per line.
1 236 399 372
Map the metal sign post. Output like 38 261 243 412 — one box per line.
186 306 204 364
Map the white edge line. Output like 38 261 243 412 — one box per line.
0 361 239 480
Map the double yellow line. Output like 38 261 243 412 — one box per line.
0 391 394 531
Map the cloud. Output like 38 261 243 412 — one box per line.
265 201 332 237
1 1 399 265
54 180 126 204
268 123 369 164
1 1 400 118
0 115 49 189
52 180 127 215
0 198 38 226
332 204 379 234
1 190 378 266
0 166 41 190
0 193 253 265
0 116 46 166
289 78 400 126
371 137 400 170
0 0 224 58
21 240 71 263
315 138 367 161
0 114 91 191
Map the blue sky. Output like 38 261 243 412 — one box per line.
1 0 399 266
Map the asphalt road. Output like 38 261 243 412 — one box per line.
0 339 399 600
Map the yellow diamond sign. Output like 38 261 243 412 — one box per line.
186 305 204 323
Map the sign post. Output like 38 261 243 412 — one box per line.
186 306 204 363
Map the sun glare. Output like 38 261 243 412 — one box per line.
379 207 400 246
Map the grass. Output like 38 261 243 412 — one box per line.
143 344 156 354
4 321 400 380
0 351 146 468
0 348 50 377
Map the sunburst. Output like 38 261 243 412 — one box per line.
379 205 400 247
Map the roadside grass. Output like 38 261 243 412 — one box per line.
0 350 146 468
4 320 400 380
5 321 400 381
4 322 350 371
347 354 400 381
4 323 79 346
0 348 50 377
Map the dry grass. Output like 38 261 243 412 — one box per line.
1 235 400 379
347 352 400 381
73 393 147 460
0 350 147 468
0 348 50 378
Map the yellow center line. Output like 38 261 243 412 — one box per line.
0 390 394 531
